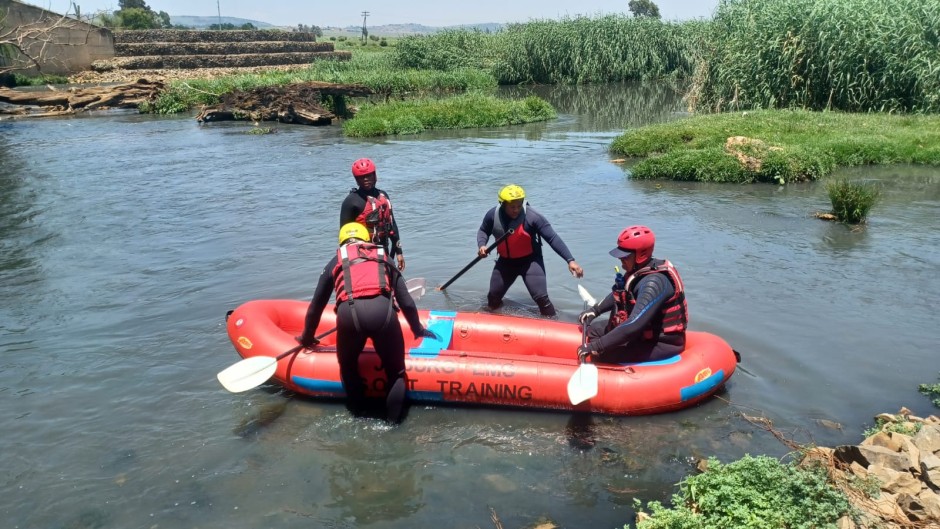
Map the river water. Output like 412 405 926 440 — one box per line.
1 83 938 529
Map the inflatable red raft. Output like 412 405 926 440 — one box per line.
225 299 738 415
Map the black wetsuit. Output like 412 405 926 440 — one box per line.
476 205 576 317
339 187 402 258
584 271 685 363
299 253 423 416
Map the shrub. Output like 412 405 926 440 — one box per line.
825 179 880 223
11 73 69 86
635 455 853 529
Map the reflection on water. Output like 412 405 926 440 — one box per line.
502 81 686 130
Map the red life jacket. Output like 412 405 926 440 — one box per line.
606 259 688 339
353 190 395 246
332 243 391 302
492 206 534 258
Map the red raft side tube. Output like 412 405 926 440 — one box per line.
225 299 739 416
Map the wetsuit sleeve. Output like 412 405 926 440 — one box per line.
590 274 674 353
392 271 423 335
528 209 575 262
594 291 615 315
339 191 362 227
476 207 496 247
300 256 339 341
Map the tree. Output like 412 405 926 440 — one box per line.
118 7 158 29
628 0 661 19
118 0 150 10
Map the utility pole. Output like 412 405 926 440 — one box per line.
361 11 369 42
217 0 222 30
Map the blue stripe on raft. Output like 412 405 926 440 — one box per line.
621 355 681 367
292 376 345 395
409 310 457 358
680 370 725 401
407 390 445 402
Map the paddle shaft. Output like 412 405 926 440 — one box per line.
437 228 514 291
280 327 338 360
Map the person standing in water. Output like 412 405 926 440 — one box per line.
476 184 584 317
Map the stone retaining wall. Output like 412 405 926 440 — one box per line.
98 29 347 72
0 0 113 75
94 51 351 71
114 41 334 56
113 29 317 43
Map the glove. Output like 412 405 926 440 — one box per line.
296 335 319 348
579 308 597 325
577 344 596 363
415 328 439 340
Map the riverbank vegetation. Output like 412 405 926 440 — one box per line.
609 110 940 184
922 375 940 408
631 392 940 528
343 92 555 137
634 455 854 528
688 0 940 114
393 16 703 85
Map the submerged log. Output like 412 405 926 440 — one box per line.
195 81 372 126
0 79 165 117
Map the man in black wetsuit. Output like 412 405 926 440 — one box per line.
577 225 688 363
339 158 405 271
297 222 436 423
476 184 584 317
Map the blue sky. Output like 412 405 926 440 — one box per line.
33 0 719 27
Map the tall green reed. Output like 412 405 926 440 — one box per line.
394 16 707 85
690 0 940 113
826 178 880 223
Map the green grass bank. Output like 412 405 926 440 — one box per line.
343 92 555 137
611 110 940 184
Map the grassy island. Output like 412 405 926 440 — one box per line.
610 110 940 184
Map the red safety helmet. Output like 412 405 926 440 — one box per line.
609 225 655 264
351 158 376 177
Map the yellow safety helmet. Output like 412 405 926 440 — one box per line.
338 222 370 245
498 184 525 204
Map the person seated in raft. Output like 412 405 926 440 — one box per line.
577 225 688 364
297 222 437 423
340 158 406 271
476 184 584 317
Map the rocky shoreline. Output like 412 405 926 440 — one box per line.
811 408 940 528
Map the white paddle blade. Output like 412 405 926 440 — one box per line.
406 277 426 300
217 356 279 393
577 284 596 307
567 363 598 405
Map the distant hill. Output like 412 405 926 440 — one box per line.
168 16 501 35
170 15 274 29
339 23 504 36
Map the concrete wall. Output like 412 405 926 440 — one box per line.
0 0 114 75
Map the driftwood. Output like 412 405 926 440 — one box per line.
195 81 372 126
0 79 164 118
